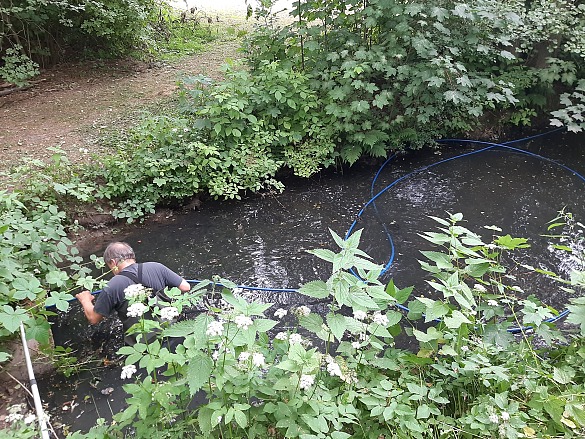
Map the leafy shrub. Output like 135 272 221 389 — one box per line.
184 61 337 177
71 62 339 221
0 0 209 85
0 191 101 361
0 46 39 87
244 0 585 150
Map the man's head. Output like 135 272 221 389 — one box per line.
103 242 136 273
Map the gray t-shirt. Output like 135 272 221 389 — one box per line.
94 262 184 341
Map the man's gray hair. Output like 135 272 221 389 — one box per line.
103 242 136 265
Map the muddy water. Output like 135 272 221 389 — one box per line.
41 130 585 434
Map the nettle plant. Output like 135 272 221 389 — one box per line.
75 217 584 439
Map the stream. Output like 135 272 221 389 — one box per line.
41 129 585 434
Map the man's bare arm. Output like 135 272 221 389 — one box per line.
178 279 191 293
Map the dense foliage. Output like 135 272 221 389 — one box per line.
0 191 103 356
33 215 581 438
0 0 193 86
245 0 585 158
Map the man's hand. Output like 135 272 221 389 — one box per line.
76 290 94 304
76 290 103 324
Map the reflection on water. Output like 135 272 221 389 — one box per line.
42 130 585 433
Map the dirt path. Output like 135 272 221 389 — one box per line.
0 38 242 175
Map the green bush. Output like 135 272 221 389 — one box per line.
0 0 199 85
244 0 585 149
0 191 101 360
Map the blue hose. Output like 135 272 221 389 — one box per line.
345 127 579 333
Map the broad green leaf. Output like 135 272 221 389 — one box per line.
198 407 213 437
570 270 585 288
567 297 585 336
299 313 324 333
246 301 273 315
298 280 329 298
307 248 336 263
326 313 346 341
234 410 247 428
553 366 575 384
413 327 442 343
417 404 432 419
162 317 209 338
253 318 277 333
418 231 450 245
186 354 213 395
0 306 30 333
495 235 530 250
301 414 328 433
45 291 73 312
417 297 449 323
45 270 69 287
349 291 379 309
26 318 51 345
444 310 471 329
420 251 453 270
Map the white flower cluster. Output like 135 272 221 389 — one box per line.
326 361 343 378
353 310 367 321
160 307 179 322
487 299 499 307
234 314 253 330
275 331 288 340
296 306 311 317
239 351 265 367
252 352 265 367
299 374 315 390
288 333 303 345
121 364 137 379
206 320 225 337
275 331 307 346
124 283 148 299
5 412 23 423
274 308 288 319
372 312 389 326
473 284 487 292
127 303 148 318
323 355 355 383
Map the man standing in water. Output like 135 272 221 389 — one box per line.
76 241 191 344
